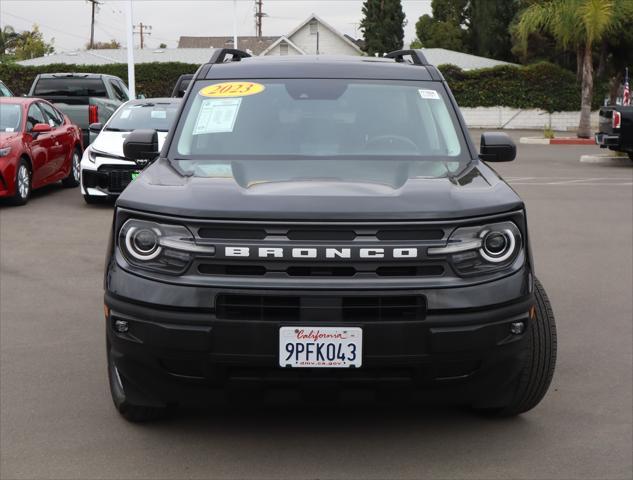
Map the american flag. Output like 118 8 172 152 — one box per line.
624 68 630 106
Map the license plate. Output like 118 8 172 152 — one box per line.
279 327 362 368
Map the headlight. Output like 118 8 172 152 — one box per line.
119 219 214 274
428 221 522 276
0 147 11 157
88 149 98 163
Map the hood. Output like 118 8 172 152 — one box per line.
117 158 523 221
91 131 169 158
0 132 20 146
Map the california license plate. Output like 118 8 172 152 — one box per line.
279 327 362 368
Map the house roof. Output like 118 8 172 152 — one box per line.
17 48 215 66
281 14 362 54
420 48 515 70
260 36 307 56
178 36 277 55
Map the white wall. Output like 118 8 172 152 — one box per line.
461 106 600 131
266 41 303 56
289 21 360 56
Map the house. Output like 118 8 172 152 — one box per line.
420 48 515 70
177 14 362 57
177 36 277 55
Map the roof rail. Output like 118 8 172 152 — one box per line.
208 48 251 64
385 49 429 66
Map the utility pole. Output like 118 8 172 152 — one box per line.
126 0 135 98
133 22 152 49
255 0 266 37
87 0 102 49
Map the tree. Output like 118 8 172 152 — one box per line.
158 43 167 49
360 0 406 56
516 0 630 137
412 0 519 61
469 0 519 62
86 39 121 49
11 25 54 60
0 25 20 58
415 14 465 51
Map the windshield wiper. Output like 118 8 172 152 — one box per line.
104 127 129 132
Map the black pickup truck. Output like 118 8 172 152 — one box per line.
595 105 633 160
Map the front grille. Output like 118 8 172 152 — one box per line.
198 262 444 277
215 293 426 322
109 170 133 193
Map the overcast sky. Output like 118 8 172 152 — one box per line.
0 0 432 52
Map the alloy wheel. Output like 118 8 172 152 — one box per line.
17 165 30 199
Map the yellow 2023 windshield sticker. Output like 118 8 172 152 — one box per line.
199 82 265 98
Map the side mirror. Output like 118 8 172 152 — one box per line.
123 129 159 168
479 132 516 162
89 122 103 133
31 123 52 137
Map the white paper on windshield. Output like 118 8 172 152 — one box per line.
120 109 131 119
419 89 440 100
5 127 14 132
151 109 167 119
193 98 242 135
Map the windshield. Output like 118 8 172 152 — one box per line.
171 78 470 179
105 101 180 132
33 78 107 97
0 104 22 132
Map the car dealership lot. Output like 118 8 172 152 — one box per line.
1 131 631 479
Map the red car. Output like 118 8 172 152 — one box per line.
0 97 83 205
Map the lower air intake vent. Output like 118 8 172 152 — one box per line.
215 294 426 322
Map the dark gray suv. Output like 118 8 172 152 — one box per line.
104 49 557 422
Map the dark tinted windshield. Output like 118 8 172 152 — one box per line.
175 79 466 159
171 78 469 181
33 77 107 97
0 104 21 132
106 101 180 132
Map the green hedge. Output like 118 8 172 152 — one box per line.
439 62 607 112
0 62 199 98
0 60 606 112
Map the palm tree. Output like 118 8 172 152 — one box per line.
516 0 629 138
0 25 19 57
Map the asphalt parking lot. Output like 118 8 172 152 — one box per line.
1 130 631 480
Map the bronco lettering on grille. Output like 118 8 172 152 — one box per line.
223 246 419 260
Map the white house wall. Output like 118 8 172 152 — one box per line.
266 42 303 56
288 22 360 56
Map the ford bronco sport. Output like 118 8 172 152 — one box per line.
105 49 557 422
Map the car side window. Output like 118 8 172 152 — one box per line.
110 80 128 102
26 104 46 132
39 102 63 127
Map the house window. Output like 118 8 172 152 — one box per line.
280 42 289 55
309 20 318 35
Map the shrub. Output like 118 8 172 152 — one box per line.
0 60 607 111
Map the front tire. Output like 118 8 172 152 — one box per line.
10 159 31 206
107 345 168 423
62 148 81 188
479 278 557 417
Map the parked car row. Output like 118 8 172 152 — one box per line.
1 73 189 206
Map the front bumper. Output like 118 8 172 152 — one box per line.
80 155 137 198
105 268 533 408
0 158 17 198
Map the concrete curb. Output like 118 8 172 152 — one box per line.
520 137 595 145
580 154 632 165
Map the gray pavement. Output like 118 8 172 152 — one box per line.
1 130 632 479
